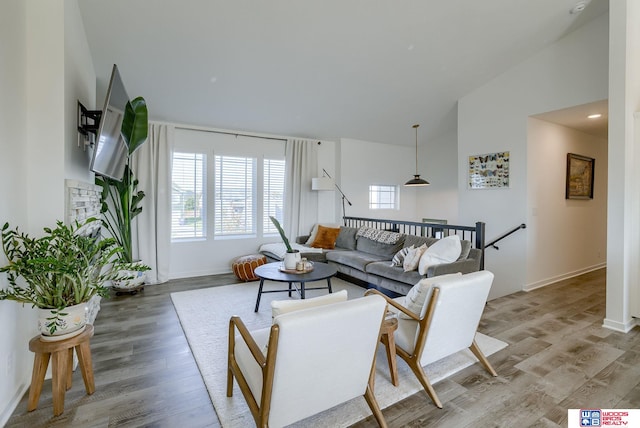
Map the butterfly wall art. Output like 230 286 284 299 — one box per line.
468 151 510 189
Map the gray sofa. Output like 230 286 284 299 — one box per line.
261 225 482 296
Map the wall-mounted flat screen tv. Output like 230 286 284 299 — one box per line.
89 64 129 181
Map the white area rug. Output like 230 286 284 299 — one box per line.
171 278 508 427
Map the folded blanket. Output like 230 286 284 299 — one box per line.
258 242 323 259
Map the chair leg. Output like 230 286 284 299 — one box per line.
469 339 498 377
407 358 442 409
227 356 235 397
363 384 388 428
27 352 50 412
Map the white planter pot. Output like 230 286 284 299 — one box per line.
283 251 301 270
112 269 146 290
86 294 102 325
38 302 88 341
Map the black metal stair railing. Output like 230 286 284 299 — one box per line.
486 223 526 250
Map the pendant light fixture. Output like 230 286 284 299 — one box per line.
404 124 429 186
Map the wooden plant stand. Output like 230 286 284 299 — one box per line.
27 324 95 416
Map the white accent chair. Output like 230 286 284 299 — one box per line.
227 294 388 427
366 270 497 408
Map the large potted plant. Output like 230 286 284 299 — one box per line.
95 96 150 291
269 216 301 270
0 218 146 340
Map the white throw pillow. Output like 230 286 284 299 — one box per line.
401 272 462 319
418 235 462 275
390 245 414 267
402 244 427 272
271 289 348 319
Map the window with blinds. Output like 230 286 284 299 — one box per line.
171 152 206 239
369 184 398 209
214 155 256 236
263 159 285 234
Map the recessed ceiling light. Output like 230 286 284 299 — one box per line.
587 113 602 119
210 76 218 84
570 1 588 14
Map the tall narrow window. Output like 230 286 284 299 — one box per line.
215 155 256 236
369 184 398 210
263 159 285 234
171 152 206 239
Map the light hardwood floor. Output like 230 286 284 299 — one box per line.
6 268 640 427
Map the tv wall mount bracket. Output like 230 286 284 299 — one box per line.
77 100 102 150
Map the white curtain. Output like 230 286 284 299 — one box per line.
131 123 174 284
284 139 319 239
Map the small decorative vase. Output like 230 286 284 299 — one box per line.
283 250 301 270
38 302 88 341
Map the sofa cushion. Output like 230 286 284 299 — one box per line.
356 236 405 258
390 245 413 267
458 239 472 260
335 226 358 250
403 235 438 249
418 235 462 275
325 250 388 271
403 244 427 272
304 223 341 245
310 225 341 249
365 261 423 286
404 234 472 262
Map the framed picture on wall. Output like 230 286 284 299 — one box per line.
566 153 595 199
468 151 510 189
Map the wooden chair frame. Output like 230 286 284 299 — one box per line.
365 288 497 409
227 315 388 427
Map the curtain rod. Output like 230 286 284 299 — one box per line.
175 125 287 142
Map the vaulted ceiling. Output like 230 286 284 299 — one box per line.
78 0 609 146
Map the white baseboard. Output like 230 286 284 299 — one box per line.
0 382 28 428
602 317 638 333
523 263 606 292
169 268 232 280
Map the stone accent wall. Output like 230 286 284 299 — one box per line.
65 179 101 235
65 179 103 324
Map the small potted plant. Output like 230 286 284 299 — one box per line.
269 216 300 270
0 218 147 340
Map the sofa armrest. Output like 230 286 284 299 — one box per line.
296 235 310 244
426 257 481 277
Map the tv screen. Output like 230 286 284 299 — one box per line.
90 64 130 181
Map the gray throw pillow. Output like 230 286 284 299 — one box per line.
335 227 358 250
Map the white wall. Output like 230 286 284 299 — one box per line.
0 0 96 423
416 128 459 224
458 13 609 299
26 0 66 232
316 140 337 224
606 0 640 331
526 118 607 290
64 0 96 183
0 2 32 425
340 138 420 221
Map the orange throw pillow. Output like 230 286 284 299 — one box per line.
310 225 342 249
